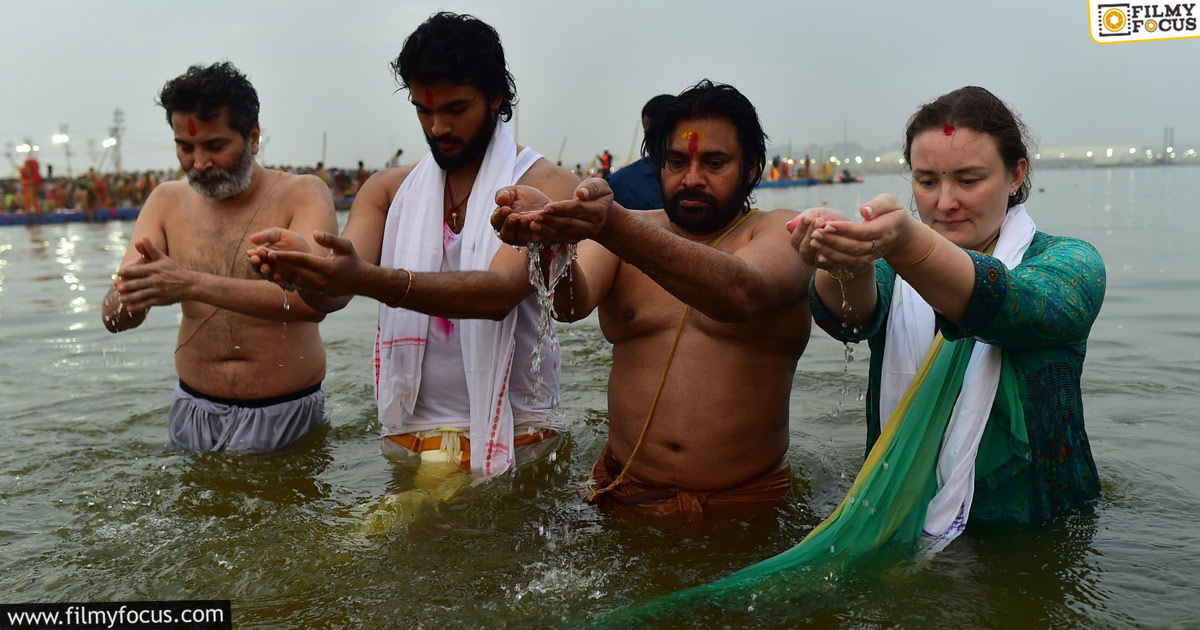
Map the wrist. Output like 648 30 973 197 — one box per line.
887 220 935 269
181 269 202 301
593 200 624 245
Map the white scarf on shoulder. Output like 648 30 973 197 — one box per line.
374 120 535 477
879 204 1035 551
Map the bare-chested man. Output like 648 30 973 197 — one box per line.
494 80 814 516
102 62 336 452
248 13 578 479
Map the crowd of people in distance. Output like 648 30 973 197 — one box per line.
0 161 382 215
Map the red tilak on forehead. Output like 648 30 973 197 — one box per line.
424 89 434 106
687 131 700 155
943 124 955 137
187 118 197 137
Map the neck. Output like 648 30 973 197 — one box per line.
444 155 485 188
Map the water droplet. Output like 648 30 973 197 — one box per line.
282 291 290 311
829 545 836 554
882 461 889 470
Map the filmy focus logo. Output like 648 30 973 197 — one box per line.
1090 1 1199 43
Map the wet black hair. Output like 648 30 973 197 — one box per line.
392 12 517 122
903 86 1032 207
644 80 768 208
641 94 676 121
157 61 259 139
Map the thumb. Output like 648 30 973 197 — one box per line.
494 186 515 207
249 227 283 246
136 237 166 261
314 231 354 254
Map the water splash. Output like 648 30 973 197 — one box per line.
525 241 575 404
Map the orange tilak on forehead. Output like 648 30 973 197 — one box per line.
681 130 705 156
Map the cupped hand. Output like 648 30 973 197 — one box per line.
247 227 313 279
115 237 194 310
252 230 359 296
528 178 614 244
491 185 552 245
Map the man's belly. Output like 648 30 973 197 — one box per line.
174 319 325 399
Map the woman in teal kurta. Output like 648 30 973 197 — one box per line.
809 232 1104 525
795 86 1105 528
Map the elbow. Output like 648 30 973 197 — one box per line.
552 305 591 323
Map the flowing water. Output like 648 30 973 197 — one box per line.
2 166 1198 628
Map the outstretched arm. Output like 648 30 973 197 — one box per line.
250 165 580 321
510 178 809 323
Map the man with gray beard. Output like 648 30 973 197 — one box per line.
101 62 337 452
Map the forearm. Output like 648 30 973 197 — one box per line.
362 264 530 320
884 224 975 324
102 286 147 332
550 259 592 322
596 208 765 322
188 274 326 322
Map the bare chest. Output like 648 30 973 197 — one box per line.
167 205 291 279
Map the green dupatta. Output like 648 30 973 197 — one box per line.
594 333 1025 625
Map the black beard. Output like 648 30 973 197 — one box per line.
187 142 254 199
662 186 747 235
427 110 497 171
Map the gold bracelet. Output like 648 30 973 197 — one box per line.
387 268 414 307
891 229 937 269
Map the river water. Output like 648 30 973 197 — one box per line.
2 166 1198 628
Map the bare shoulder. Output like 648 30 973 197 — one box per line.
139 179 190 218
366 164 417 198
517 157 579 200
749 207 800 237
275 171 334 204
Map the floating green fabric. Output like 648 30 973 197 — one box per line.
595 332 991 625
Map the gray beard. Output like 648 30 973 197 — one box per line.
187 143 254 199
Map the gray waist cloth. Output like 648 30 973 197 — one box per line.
169 380 326 452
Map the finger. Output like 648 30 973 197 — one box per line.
577 178 610 201
249 227 285 246
267 249 333 273
136 237 166 261
494 186 517 207
313 231 354 255
862 194 904 217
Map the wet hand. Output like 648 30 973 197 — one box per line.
115 237 194 309
260 230 361 297
492 185 551 245
247 227 312 279
531 178 614 243
787 207 849 268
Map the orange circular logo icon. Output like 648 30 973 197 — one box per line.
1103 8 1127 32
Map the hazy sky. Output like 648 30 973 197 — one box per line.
1 1 1195 174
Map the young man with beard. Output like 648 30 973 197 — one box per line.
493 81 814 517
102 62 337 453
249 12 578 479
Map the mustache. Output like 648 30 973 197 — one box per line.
670 189 718 206
187 167 234 181
429 134 464 146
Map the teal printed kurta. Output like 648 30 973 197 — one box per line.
811 232 1106 526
